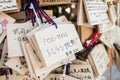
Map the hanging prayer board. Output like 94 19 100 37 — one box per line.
34 23 83 67
24 42 76 79
98 23 116 33
4 0 21 13
20 41 35 76
83 0 110 25
26 16 71 63
88 44 109 77
26 24 46 59
100 27 120 48
7 21 34 57
69 64 95 80
23 42 45 79
0 0 17 11
45 74 79 80
26 16 69 61
0 12 15 45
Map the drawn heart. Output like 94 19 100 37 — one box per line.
0 24 3 34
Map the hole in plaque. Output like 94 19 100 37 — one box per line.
16 65 18 67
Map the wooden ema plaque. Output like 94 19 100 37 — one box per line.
83 0 110 25
88 44 109 77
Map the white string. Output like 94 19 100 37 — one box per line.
63 63 67 77
8 69 12 80
29 3 41 26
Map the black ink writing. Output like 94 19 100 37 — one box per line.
13 28 31 42
14 36 27 42
70 75 92 80
13 28 30 35
44 32 68 46
70 68 91 73
85 0 109 25
46 38 79 56
0 0 12 3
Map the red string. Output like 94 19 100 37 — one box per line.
5 68 8 80
84 31 102 48
37 10 53 24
